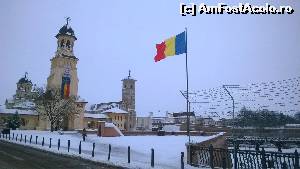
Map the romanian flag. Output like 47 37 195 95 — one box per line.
61 76 70 98
154 31 186 62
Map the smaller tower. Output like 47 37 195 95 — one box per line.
121 70 137 131
15 72 33 100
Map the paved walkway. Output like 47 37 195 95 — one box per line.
0 140 125 169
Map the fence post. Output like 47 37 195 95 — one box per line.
36 136 38 144
5 134 7 139
261 148 267 169
209 144 214 169
234 143 238 169
9 133 10 140
92 143 95 157
108 144 111 161
68 140 70 152
295 150 299 169
12 133 14 139
16 134 18 141
42 137 44 146
282 161 288 169
187 144 192 165
58 139 60 151
151 148 154 167
30 135 32 144
49 138 52 148
79 141 81 154
128 146 131 163
181 152 184 169
20 134 22 142
25 135 26 143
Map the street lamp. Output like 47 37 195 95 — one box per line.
222 85 240 136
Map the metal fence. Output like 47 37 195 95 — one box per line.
189 144 300 169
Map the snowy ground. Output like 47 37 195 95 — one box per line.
0 130 223 169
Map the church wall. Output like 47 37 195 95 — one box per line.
0 114 38 130
106 113 128 131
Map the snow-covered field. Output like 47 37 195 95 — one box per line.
0 130 223 169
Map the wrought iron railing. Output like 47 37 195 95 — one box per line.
189 144 299 169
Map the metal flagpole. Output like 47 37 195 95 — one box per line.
185 27 190 142
185 27 192 165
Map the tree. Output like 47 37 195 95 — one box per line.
35 88 80 132
236 107 298 128
6 111 21 130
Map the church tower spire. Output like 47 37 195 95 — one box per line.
47 18 79 97
121 70 137 130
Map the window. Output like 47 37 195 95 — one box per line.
60 39 65 47
66 40 71 49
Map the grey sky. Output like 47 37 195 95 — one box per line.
0 0 299 116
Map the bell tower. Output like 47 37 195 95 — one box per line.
121 70 137 131
47 18 79 97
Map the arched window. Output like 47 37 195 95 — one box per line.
60 39 65 47
66 40 71 49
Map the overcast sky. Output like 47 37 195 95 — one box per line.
0 0 299 116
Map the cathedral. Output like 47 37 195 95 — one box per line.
0 19 137 132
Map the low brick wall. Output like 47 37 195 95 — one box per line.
194 134 228 148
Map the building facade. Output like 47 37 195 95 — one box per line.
1 20 136 134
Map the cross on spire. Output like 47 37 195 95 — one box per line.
128 70 131 78
66 17 71 27
25 72 28 79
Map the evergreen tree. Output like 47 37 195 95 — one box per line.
6 111 21 130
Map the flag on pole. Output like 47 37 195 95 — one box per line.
154 31 186 62
61 76 70 98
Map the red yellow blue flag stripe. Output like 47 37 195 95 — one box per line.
154 31 186 62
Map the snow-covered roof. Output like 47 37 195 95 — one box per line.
0 105 38 116
102 107 128 114
13 101 35 109
84 113 107 119
85 102 120 111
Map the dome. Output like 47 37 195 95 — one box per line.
59 25 68 34
56 24 77 40
18 77 32 84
